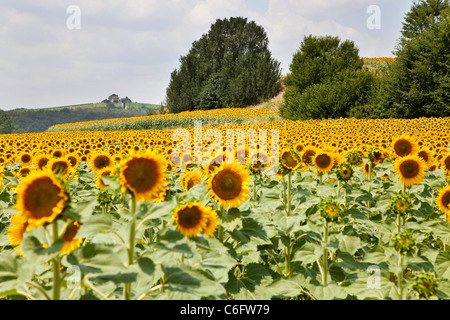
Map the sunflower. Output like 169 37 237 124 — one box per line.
393 155 427 187
368 147 384 165
436 185 450 215
313 151 334 174
15 170 68 230
390 193 412 216
279 148 301 171
335 162 353 182
33 154 50 170
172 202 209 237
119 150 168 202
362 161 376 178
180 170 203 193
320 200 343 223
202 207 220 238
441 153 450 175
96 167 116 190
412 273 438 300
90 151 113 173
207 163 250 208
18 152 33 166
392 231 416 255
16 166 32 178
47 157 74 178
301 146 317 165
392 135 418 158
60 220 83 255
417 148 434 168
346 150 363 166
7 212 28 254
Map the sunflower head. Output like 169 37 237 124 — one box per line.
7 212 29 254
346 151 363 166
60 220 83 255
436 185 450 215
313 151 334 174
390 193 413 216
119 150 168 202
47 157 73 178
320 200 343 223
207 163 250 208
279 148 301 172
90 151 113 172
335 162 353 182
412 273 439 300
442 153 450 174
15 169 68 230
392 231 416 255
392 135 418 158
180 170 203 193
18 152 33 166
393 154 427 187
172 202 209 237
367 147 384 165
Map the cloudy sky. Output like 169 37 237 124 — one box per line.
0 0 414 110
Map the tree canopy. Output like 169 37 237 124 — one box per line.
165 17 282 113
366 0 450 118
280 35 375 120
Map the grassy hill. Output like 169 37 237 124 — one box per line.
7 102 160 133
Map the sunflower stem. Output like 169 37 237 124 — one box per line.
52 222 61 300
124 195 137 300
322 220 329 285
397 254 404 300
287 171 292 216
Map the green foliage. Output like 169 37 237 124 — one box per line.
166 17 281 113
1 155 450 300
283 35 363 92
368 1 450 118
280 35 373 121
7 102 159 133
281 70 376 120
0 110 15 134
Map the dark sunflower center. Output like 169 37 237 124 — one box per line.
444 156 450 170
62 222 80 242
94 155 111 169
418 151 428 162
52 161 69 175
178 206 201 228
23 177 64 219
302 151 316 164
400 160 419 178
212 170 242 200
123 158 159 193
315 154 332 168
21 154 31 163
395 140 411 156
443 191 450 208
38 158 49 169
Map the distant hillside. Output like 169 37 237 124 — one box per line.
7 102 160 133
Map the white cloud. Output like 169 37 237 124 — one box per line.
0 0 409 110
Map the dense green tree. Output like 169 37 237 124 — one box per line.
280 35 373 120
165 17 281 113
369 2 450 119
283 35 363 93
401 0 449 41
0 109 15 134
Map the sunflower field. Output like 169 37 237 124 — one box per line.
0 113 450 300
